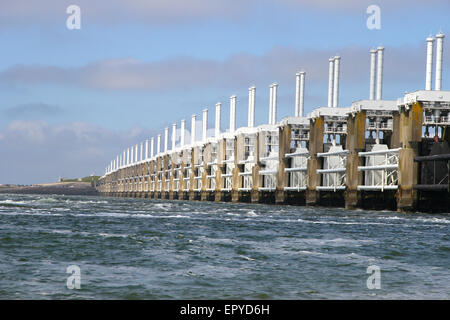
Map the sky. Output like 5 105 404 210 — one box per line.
0 0 449 184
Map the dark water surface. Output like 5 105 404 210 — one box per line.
0 193 448 299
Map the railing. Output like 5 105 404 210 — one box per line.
157 171 162 191
291 132 309 140
165 169 171 190
424 115 450 125
150 174 156 192
259 154 278 191
358 148 400 191
284 151 309 191
221 160 234 191
194 166 203 191
367 122 393 130
173 167 181 191
324 126 347 134
183 177 190 191
206 164 216 191
317 149 348 191
222 158 234 164
238 163 253 191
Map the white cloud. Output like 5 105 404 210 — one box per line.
0 121 158 184
0 0 253 26
276 0 449 10
1 43 447 93
0 0 447 27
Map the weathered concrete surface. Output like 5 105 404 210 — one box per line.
345 111 365 209
397 102 423 212
306 117 324 206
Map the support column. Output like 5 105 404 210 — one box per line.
140 162 145 198
232 136 243 203
276 124 290 204
251 132 263 203
155 156 161 199
169 155 176 200
397 102 423 211
162 154 169 199
189 148 196 201
215 138 226 202
345 111 366 209
179 151 186 200
149 160 154 199
201 144 210 201
306 117 324 206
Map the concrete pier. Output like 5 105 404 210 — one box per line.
306 116 324 206
97 38 450 213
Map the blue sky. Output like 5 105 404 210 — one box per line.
0 0 449 184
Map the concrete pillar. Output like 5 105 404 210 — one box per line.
172 123 177 151
162 154 168 198
202 109 208 142
145 140 149 160
179 151 186 200
426 36 435 91
230 96 236 133
251 132 263 203
299 72 305 117
189 147 196 200
232 136 243 203
397 102 423 211
201 144 210 201
248 87 255 128
370 49 377 100
150 137 155 157
376 47 384 100
435 33 444 91
191 115 196 144
333 56 341 108
169 153 175 199
295 72 301 117
135 144 138 164
306 117 324 205
156 156 162 198
157 135 161 154
164 127 169 152
181 120 186 146
215 103 221 138
272 83 278 124
269 84 273 125
215 138 226 202
328 58 334 108
345 111 366 209
276 124 291 204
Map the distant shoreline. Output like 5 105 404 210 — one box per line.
0 182 98 196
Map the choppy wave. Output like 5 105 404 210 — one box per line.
0 193 448 300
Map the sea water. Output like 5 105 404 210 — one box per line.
0 194 448 299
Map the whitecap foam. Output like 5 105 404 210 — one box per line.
245 210 258 217
0 211 62 217
0 199 27 205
